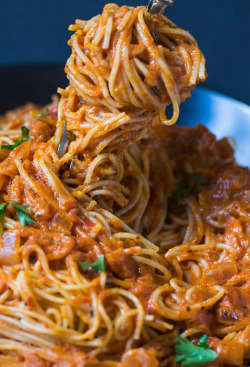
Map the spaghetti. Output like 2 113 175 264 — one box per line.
0 3 249 367
65 4 206 125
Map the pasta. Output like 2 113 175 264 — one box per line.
0 3 249 367
65 4 206 124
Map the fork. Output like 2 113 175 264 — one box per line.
147 0 174 14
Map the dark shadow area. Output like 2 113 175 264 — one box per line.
0 64 67 113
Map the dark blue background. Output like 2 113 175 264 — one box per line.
0 0 249 104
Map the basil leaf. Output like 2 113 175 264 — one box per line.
38 108 49 115
1 126 30 151
21 126 30 139
10 201 34 227
175 335 217 367
0 203 9 218
75 255 106 273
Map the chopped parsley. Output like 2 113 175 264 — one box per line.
172 170 203 205
0 203 9 218
0 202 34 227
175 335 217 367
0 203 9 235
11 202 34 227
38 108 49 115
75 255 106 273
1 126 30 151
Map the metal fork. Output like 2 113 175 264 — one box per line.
147 0 174 14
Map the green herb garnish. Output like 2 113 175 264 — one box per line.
20 126 30 139
11 202 34 227
38 108 49 115
172 170 203 205
75 255 106 273
0 203 9 218
0 201 34 226
0 203 9 235
1 126 30 151
175 335 217 367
